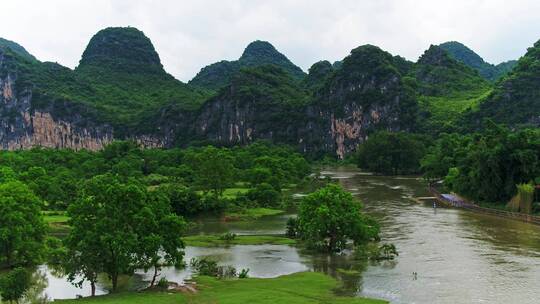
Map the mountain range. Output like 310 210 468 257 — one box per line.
0 27 538 157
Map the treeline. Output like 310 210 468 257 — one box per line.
422 125 540 204
355 125 540 207
0 141 310 212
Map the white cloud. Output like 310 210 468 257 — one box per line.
1 0 539 81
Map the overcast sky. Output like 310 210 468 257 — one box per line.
1 0 539 81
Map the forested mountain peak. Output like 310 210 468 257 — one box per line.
439 41 486 70
417 45 459 67
189 40 304 90
415 45 489 97
77 27 163 73
439 41 517 81
0 37 37 62
303 60 333 90
462 39 540 128
239 40 305 77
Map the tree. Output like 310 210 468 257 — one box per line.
357 131 427 175
66 174 186 293
296 184 379 252
66 175 144 292
135 191 186 287
189 146 234 197
0 181 46 268
161 184 203 217
64 212 102 296
247 183 281 207
0 267 31 303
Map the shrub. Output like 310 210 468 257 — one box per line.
189 258 238 279
247 183 281 207
218 232 237 242
355 243 399 261
238 268 250 279
285 217 298 238
190 257 219 277
157 277 169 288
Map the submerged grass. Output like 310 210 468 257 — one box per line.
56 272 387 304
184 234 295 246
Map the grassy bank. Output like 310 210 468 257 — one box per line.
224 208 284 220
184 234 295 246
55 272 386 304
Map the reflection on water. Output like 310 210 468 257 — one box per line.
31 168 540 304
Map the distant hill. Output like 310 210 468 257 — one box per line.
189 40 305 90
439 41 517 81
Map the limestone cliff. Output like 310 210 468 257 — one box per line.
0 49 113 150
0 45 164 151
189 45 418 158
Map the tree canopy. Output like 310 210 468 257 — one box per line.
295 184 379 252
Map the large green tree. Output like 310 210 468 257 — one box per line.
0 181 46 268
296 184 379 252
66 174 186 292
135 191 186 287
66 175 144 291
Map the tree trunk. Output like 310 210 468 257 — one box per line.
150 265 160 287
91 281 96 297
328 234 336 252
111 273 118 291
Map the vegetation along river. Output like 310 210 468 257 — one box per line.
32 168 540 304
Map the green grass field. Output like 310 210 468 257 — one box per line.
184 234 295 246
55 272 387 304
224 208 284 220
42 213 70 224
221 187 250 199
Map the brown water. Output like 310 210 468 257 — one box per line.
26 168 540 303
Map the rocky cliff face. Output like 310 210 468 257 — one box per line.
0 49 114 150
0 44 168 151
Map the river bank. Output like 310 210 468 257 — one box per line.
55 272 386 304
430 186 540 225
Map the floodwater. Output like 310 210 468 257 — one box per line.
27 168 540 303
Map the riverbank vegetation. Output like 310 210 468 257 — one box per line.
56 272 386 304
422 124 540 211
